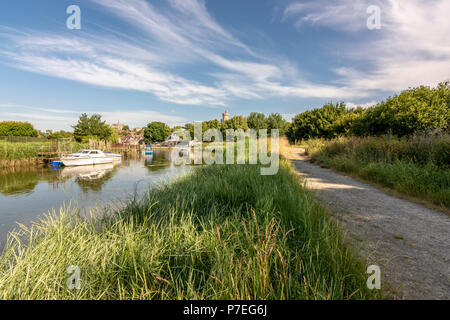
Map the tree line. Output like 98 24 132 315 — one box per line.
0 111 289 144
287 81 449 142
2 81 447 143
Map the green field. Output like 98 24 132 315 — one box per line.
304 134 450 210
0 159 379 300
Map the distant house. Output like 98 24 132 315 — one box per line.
159 133 183 147
122 131 145 146
166 133 181 142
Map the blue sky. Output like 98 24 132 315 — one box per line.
0 0 448 130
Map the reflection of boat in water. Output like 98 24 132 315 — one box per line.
61 150 122 167
104 152 122 161
60 163 115 180
145 153 154 165
144 145 154 155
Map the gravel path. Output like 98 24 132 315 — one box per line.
287 147 450 300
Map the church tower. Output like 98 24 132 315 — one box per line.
222 110 229 123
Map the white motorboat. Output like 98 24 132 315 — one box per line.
104 152 122 162
61 149 121 167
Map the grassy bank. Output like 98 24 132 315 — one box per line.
304 134 450 210
0 141 87 161
0 160 378 300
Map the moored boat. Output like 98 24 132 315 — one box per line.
144 145 154 155
61 150 121 167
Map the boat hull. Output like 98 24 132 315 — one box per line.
61 157 115 167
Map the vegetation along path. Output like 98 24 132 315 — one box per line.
287 147 450 299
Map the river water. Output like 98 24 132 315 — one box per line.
0 150 191 248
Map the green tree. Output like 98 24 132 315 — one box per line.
72 114 112 142
287 102 347 142
144 122 171 143
205 119 221 131
223 115 249 131
109 129 120 143
352 82 450 136
0 121 38 137
267 113 288 135
331 107 364 136
47 130 74 140
247 112 268 131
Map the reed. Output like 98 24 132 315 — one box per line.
0 141 88 161
0 160 380 300
304 134 450 210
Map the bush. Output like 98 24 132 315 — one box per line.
73 114 112 142
287 81 450 142
352 82 449 137
287 102 347 141
0 121 38 137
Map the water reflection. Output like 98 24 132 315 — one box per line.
0 149 191 249
0 163 117 195
61 164 117 192
0 150 183 195
0 167 60 196
144 151 172 171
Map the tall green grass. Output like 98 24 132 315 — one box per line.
0 160 378 300
0 141 87 160
305 134 450 210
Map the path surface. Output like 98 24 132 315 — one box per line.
287 147 450 300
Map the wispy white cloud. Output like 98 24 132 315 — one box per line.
2 0 446 116
283 0 386 31
284 0 450 92
0 0 380 110
0 104 186 130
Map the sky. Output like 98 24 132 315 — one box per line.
0 0 448 131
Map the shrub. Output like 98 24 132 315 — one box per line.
0 121 38 137
352 81 449 137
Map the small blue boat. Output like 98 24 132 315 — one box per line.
144 145 153 155
51 161 64 167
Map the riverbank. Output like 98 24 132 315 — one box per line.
0 141 88 168
0 159 380 300
303 135 450 212
0 157 48 168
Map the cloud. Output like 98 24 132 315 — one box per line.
0 104 186 131
345 100 377 109
0 31 228 106
284 0 450 92
283 0 386 31
0 0 381 109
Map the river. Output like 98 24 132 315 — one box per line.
0 150 191 249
